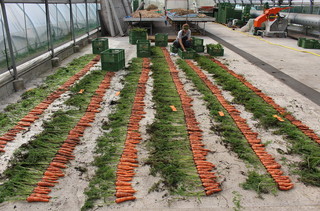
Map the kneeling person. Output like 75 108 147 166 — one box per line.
173 24 192 52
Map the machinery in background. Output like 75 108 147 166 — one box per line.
253 7 291 37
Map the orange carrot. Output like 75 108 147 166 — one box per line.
116 181 131 186
115 196 136 203
115 192 133 198
38 182 55 187
27 197 49 202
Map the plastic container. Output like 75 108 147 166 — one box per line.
297 37 306 47
92 38 109 54
129 29 147 44
301 39 314 49
137 40 151 57
192 37 204 46
207 44 224 56
314 40 320 49
101 49 125 71
193 45 205 53
170 45 178 53
178 48 196 59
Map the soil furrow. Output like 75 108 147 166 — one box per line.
185 60 294 191
26 71 115 202
211 58 320 145
162 48 221 195
0 56 101 153
115 58 151 203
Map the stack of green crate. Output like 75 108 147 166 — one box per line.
92 38 109 54
170 45 178 53
314 40 320 49
178 48 196 59
129 28 148 44
101 49 125 71
297 37 306 47
207 43 224 56
155 33 168 47
300 38 318 49
192 37 205 53
137 40 151 57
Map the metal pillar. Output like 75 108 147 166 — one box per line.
45 0 54 57
85 0 89 37
0 0 18 80
69 0 76 45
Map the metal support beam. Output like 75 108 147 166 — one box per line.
45 0 54 57
85 0 89 37
69 0 76 45
0 0 18 80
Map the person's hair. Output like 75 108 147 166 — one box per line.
182 24 189 30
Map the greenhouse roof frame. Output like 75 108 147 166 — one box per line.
2 0 98 4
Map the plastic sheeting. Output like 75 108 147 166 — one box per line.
0 2 99 74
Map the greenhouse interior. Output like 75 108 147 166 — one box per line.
0 0 320 210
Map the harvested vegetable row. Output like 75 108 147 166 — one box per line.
27 71 115 202
115 58 151 203
211 58 320 145
162 48 221 195
0 55 101 153
185 60 294 191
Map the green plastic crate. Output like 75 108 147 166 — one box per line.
155 41 168 47
298 37 306 47
170 45 178 53
193 45 205 53
129 30 148 44
92 38 109 54
314 40 320 49
137 51 151 58
137 40 151 57
155 33 168 42
178 48 196 59
101 49 125 71
207 44 224 56
192 37 204 46
101 60 125 71
301 39 314 49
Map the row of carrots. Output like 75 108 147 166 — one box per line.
0 55 101 153
211 59 320 145
162 48 221 195
27 67 115 202
114 58 151 203
186 60 294 191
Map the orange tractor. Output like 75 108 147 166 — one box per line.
254 7 291 37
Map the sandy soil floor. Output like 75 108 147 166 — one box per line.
0 33 320 211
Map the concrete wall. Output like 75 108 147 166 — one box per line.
0 30 100 101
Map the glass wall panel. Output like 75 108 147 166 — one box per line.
0 6 10 74
88 3 98 30
4 3 47 67
50 3 71 47
73 3 87 37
